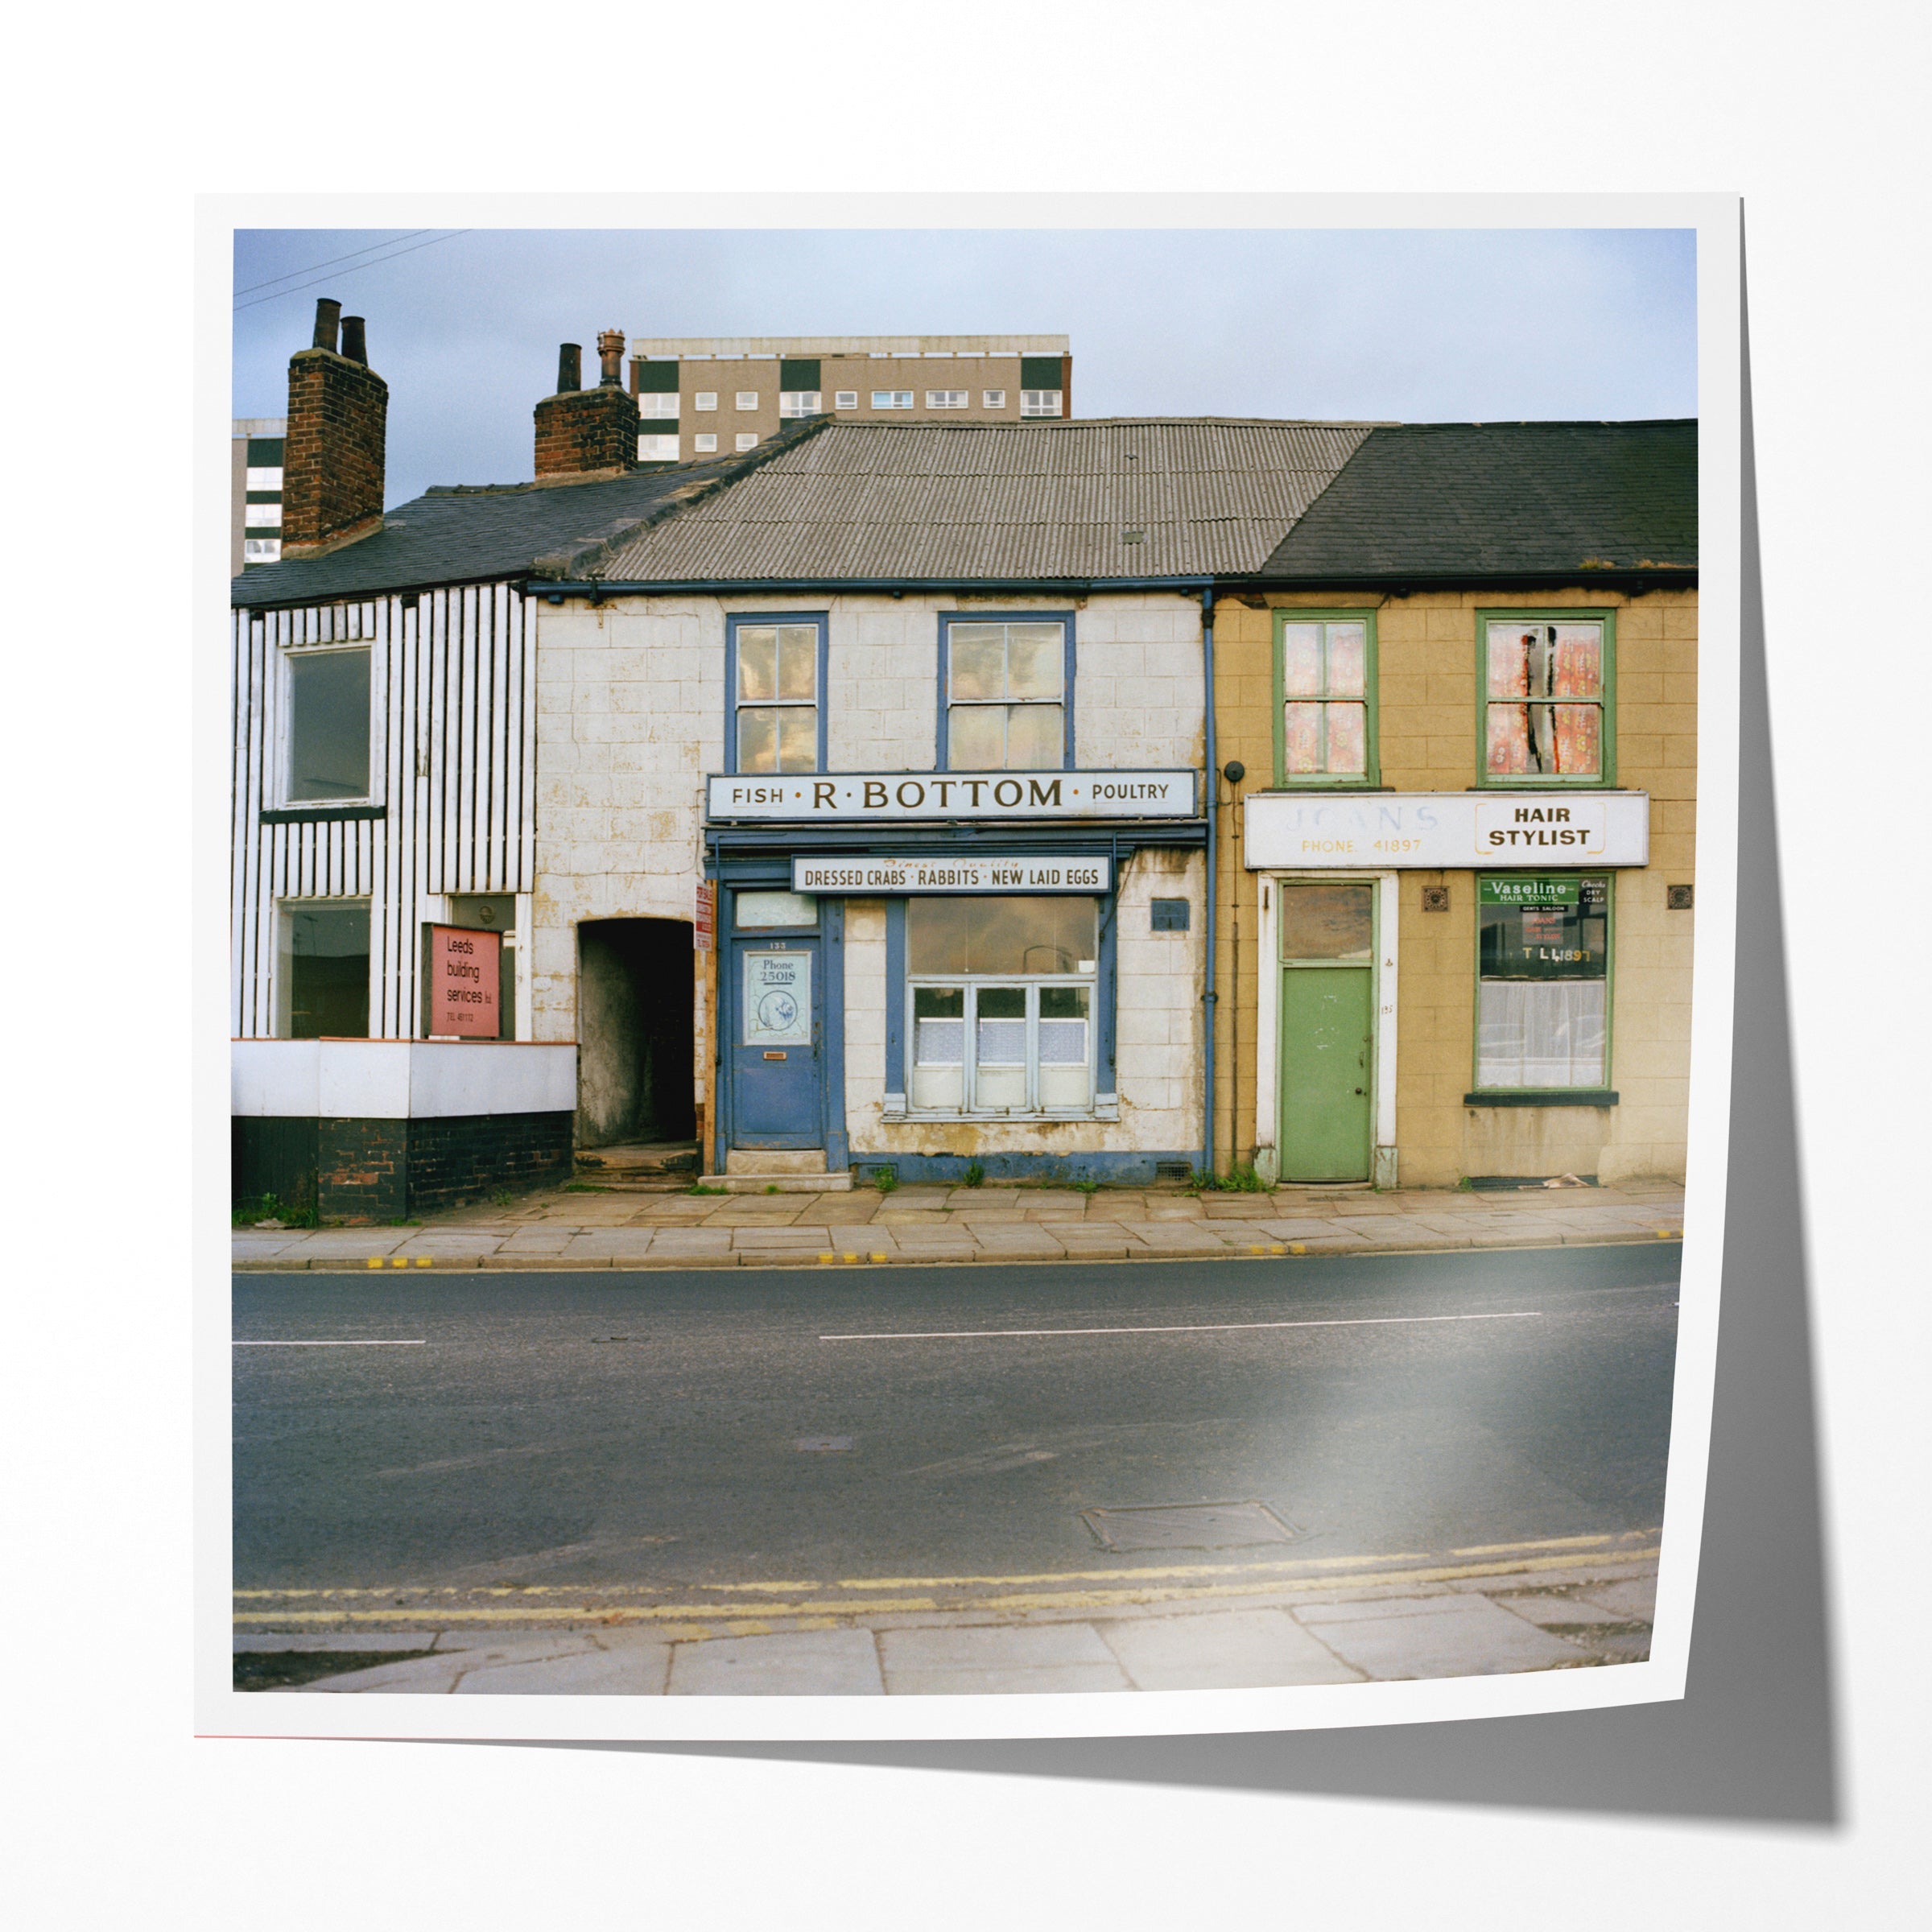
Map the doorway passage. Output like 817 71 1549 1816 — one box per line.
576 919 696 1149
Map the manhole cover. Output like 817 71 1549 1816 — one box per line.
1080 1501 1297 1551
794 1435 855 1452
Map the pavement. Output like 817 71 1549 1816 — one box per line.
235 1536 1659 1695
233 1177 1685 1272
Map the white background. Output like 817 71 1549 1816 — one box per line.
9 3 1926 1924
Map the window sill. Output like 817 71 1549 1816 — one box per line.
883 1103 1118 1125
262 804 386 824
1463 1090 1619 1108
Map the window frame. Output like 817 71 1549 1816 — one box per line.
833 390 859 410
982 388 1007 409
733 390 759 411
277 638 375 809
1019 389 1063 418
778 390 822 418
1475 607 1618 790
1468 871 1617 1100
734 432 759 452
724 611 830 776
692 432 718 454
275 895 373 1040
871 389 913 410
693 392 719 411
887 892 1116 1121
1270 608 1381 788
637 433 680 463
926 389 968 409
935 611 1076 772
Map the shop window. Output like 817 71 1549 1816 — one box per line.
283 645 370 803
728 616 826 774
940 616 1071 770
1480 613 1613 784
1476 876 1611 1089
277 899 370 1038
906 896 1097 1116
1275 615 1377 783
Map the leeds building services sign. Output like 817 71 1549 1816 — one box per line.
793 856 1113 894
708 771 1195 821
1243 792 1649 869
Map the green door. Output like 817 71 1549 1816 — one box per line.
1275 882 1376 1183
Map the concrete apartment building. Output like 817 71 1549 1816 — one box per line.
232 416 287 571
626 334 1072 464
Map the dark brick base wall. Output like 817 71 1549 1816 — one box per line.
233 1113 573 1221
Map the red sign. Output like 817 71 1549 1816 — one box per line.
428 924 501 1036
694 880 716 952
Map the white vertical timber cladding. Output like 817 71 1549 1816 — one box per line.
230 584 535 1039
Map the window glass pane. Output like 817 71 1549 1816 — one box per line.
1284 701 1323 773
1038 984 1089 1063
1477 981 1606 1088
1281 625 1323 697
737 707 778 773
735 891 816 929
1478 877 1608 981
1326 624 1366 697
907 898 972 976
1550 624 1602 698
975 985 1027 1064
775 707 818 772
1552 704 1600 775
947 704 1005 770
1325 702 1367 774
1280 884 1373 960
737 627 778 701
1486 703 1531 775
1488 622 1535 698
776 625 818 700
287 649 369 801
949 628 1005 700
1005 625 1064 699
280 902 369 1038
908 896 1097 976
913 986 964 1063
1004 702 1063 770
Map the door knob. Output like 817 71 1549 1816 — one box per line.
1354 1088 1364 1095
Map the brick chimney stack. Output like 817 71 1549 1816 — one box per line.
280 299 388 559
534 330 640 481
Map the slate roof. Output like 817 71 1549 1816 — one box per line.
1258 420 1697 579
228 418 828 608
588 419 1378 583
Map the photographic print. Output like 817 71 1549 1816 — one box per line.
208 200 1736 1740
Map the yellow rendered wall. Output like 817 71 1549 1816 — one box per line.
1212 588 1697 1187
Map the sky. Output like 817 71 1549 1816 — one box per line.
232 227 1697 509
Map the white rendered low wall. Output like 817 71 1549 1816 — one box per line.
232 1040 577 1119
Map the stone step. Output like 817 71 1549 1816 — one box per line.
724 1149 832 1177
698 1171 855 1194
575 1141 698 1178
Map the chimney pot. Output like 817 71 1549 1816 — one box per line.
597 329 625 387
557 343 582 394
340 316 368 365
282 307 387 556
312 298 342 353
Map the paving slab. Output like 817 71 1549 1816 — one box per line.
1097 1609 1365 1690
296 1653 469 1692
1576 1575 1658 1621
1491 1592 1640 1629
234 1632 432 1653
1294 1591 1589 1679
667 1627 884 1695
879 1621 1130 1695
453 1645 672 1694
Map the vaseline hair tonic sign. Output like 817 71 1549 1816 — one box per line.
1244 792 1650 869
427 924 500 1036
708 771 1195 821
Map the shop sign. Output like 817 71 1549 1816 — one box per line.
1244 792 1649 869
708 770 1195 822
791 856 1113 894
427 923 499 1036
693 880 715 951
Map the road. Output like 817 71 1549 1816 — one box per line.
233 1245 1679 1600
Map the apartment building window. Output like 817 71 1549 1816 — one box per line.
1274 613 1377 784
736 432 759 452
635 361 679 417
927 390 968 409
693 432 719 453
282 645 370 803
1020 390 1063 418
872 390 914 409
906 896 1098 1116
276 899 370 1038
1480 611 1614 785
1475 876 1612 1091
244 432 284 564
728 615 827 774
983 389 1006 409
834 390 858 409
694 392 719 411
939 615 1071 770
734 390 759 410
779 391 822 417
1019 355 1065 418
638 394 679 419
638 434 680 462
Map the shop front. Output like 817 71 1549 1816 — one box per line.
704 772 1204 1187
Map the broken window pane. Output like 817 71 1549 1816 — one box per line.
1280 884 1373 961
286 648 369 801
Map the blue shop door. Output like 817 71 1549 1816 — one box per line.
729 939 824 1147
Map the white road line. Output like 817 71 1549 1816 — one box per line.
232 1340 427 1347
819 1311 1544 1343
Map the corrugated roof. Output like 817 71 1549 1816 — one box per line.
1259 420 1697 578
590 419 1377 582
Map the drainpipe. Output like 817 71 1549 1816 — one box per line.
1200 587 1217 1179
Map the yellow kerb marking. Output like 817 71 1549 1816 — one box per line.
415 1257 432 1267
819 1253 835 1264
1289 1243 1306 1255
844 1253 859 1263
869 1253 886 1263
366 1258 383 1269
390 1257 408 1268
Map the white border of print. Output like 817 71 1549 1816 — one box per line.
197 189 1738 1746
